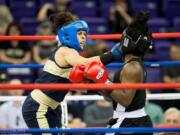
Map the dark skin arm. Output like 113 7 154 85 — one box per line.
97 73 113 96
103 61 144 107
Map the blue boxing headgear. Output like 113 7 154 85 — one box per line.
57 20 89 51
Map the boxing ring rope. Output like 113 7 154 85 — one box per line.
0 127 180 134
0 32 180 40
1 93 180 102
1 61 180 68
0 93 180 102
0 83 180 90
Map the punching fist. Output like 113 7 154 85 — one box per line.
110 42 122 61
69 64 88 83
84 61 108 83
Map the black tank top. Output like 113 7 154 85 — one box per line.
113 58 146 112
35 47 72 102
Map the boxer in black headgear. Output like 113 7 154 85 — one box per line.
107 12 153 135
70 11 153 135
120 11 152 59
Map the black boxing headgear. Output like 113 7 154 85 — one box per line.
120 12 152 59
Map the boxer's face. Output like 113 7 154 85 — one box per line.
77 30 87 49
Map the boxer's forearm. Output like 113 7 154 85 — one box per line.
99 90 112 97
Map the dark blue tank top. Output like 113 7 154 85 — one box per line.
35 47 72 102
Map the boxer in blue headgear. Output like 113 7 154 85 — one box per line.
57 20 89 51
22 11 123 132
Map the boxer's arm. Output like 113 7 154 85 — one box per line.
55 45 122 67
99 75 114 97
64 51 101 66
109 62 143 107
55 47 101 66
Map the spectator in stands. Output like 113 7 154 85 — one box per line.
68 118 86 135
163 107 180 126
109 0 133 33
156 107 180 135
0 22 31 64
0 79 27 129
0 23 6 36
0 72 11 102
0 5 14 55
163 43 180 85
83 100 113 127
37 0 71 22
0 5 13 35
68 117 86 135
145 91 164 126
68 118 86 128
161 43 180 110
32 21 57 64
67 91 93 122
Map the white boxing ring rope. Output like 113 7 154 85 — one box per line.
0 93 180 102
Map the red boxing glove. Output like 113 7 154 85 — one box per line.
69 64 88 83
84 61 108 83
